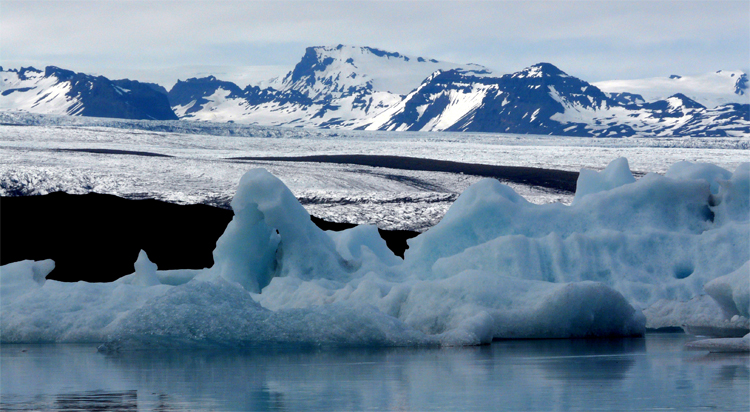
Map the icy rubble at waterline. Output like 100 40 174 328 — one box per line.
644 261 750 336
1 158 748 348
685 333 750 353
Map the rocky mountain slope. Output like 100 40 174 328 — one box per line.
363 64 749 137
0 66 177 120
2 45 748 137
168 45 491 128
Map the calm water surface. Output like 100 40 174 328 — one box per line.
1 334 747 411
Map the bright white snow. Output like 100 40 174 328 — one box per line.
594 70 749 109
0 69 82 116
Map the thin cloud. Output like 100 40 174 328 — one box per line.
2 1 747 86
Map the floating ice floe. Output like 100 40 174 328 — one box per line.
685 333 750 353
1 158 748 348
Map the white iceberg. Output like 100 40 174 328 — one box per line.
2 158 748 348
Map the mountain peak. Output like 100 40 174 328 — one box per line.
666 93 706 109
45 66 77 81
181 75 222 83
16 67 43 81
280 44 492 97
512 63 568 79
311 44 431 63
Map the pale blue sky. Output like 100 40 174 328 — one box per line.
2 0 748 88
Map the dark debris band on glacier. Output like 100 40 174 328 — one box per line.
0 112 747 231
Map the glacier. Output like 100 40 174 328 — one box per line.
2 112 748 232
1 158 748 348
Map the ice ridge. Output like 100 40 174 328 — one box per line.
2 158 748 348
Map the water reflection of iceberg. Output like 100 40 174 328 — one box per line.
1 335 747 411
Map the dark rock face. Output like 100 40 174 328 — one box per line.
168 76 244 114
17 67 43 80
142 82 170 96
1 87 34 96
638 94 706 119
289 46 333 84
104 79 177 120
1 193 417 282
668 103 750 137
3 49 748 136
45 66 179 120
735 74 748 96
607 92 646 106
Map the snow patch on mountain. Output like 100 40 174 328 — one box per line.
362 63 749 137
168 45 492 129
3 49 748 137
0 67 83 116
0 66 177 120
274 45 492 96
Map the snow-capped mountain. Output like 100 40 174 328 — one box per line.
1 47 748 137
363 63 750 137
0 66 177 120
364 63 609 134
594 70 749 109
272 45 492 96
168 45 491 128
168 46 747 137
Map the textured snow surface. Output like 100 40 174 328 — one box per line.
3 158 749 348
2 113 748 230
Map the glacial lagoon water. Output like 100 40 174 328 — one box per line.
1 334 748 412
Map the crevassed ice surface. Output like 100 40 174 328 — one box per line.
1 158 748 348
2 112 749 231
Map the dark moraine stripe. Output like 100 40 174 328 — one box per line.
231 154 578 193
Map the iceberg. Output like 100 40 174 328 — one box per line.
705 261 750 319
2 158 748 348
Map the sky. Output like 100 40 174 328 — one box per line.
2 0 748 89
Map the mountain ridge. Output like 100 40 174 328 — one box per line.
2 45 748 137
0 66 177 120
